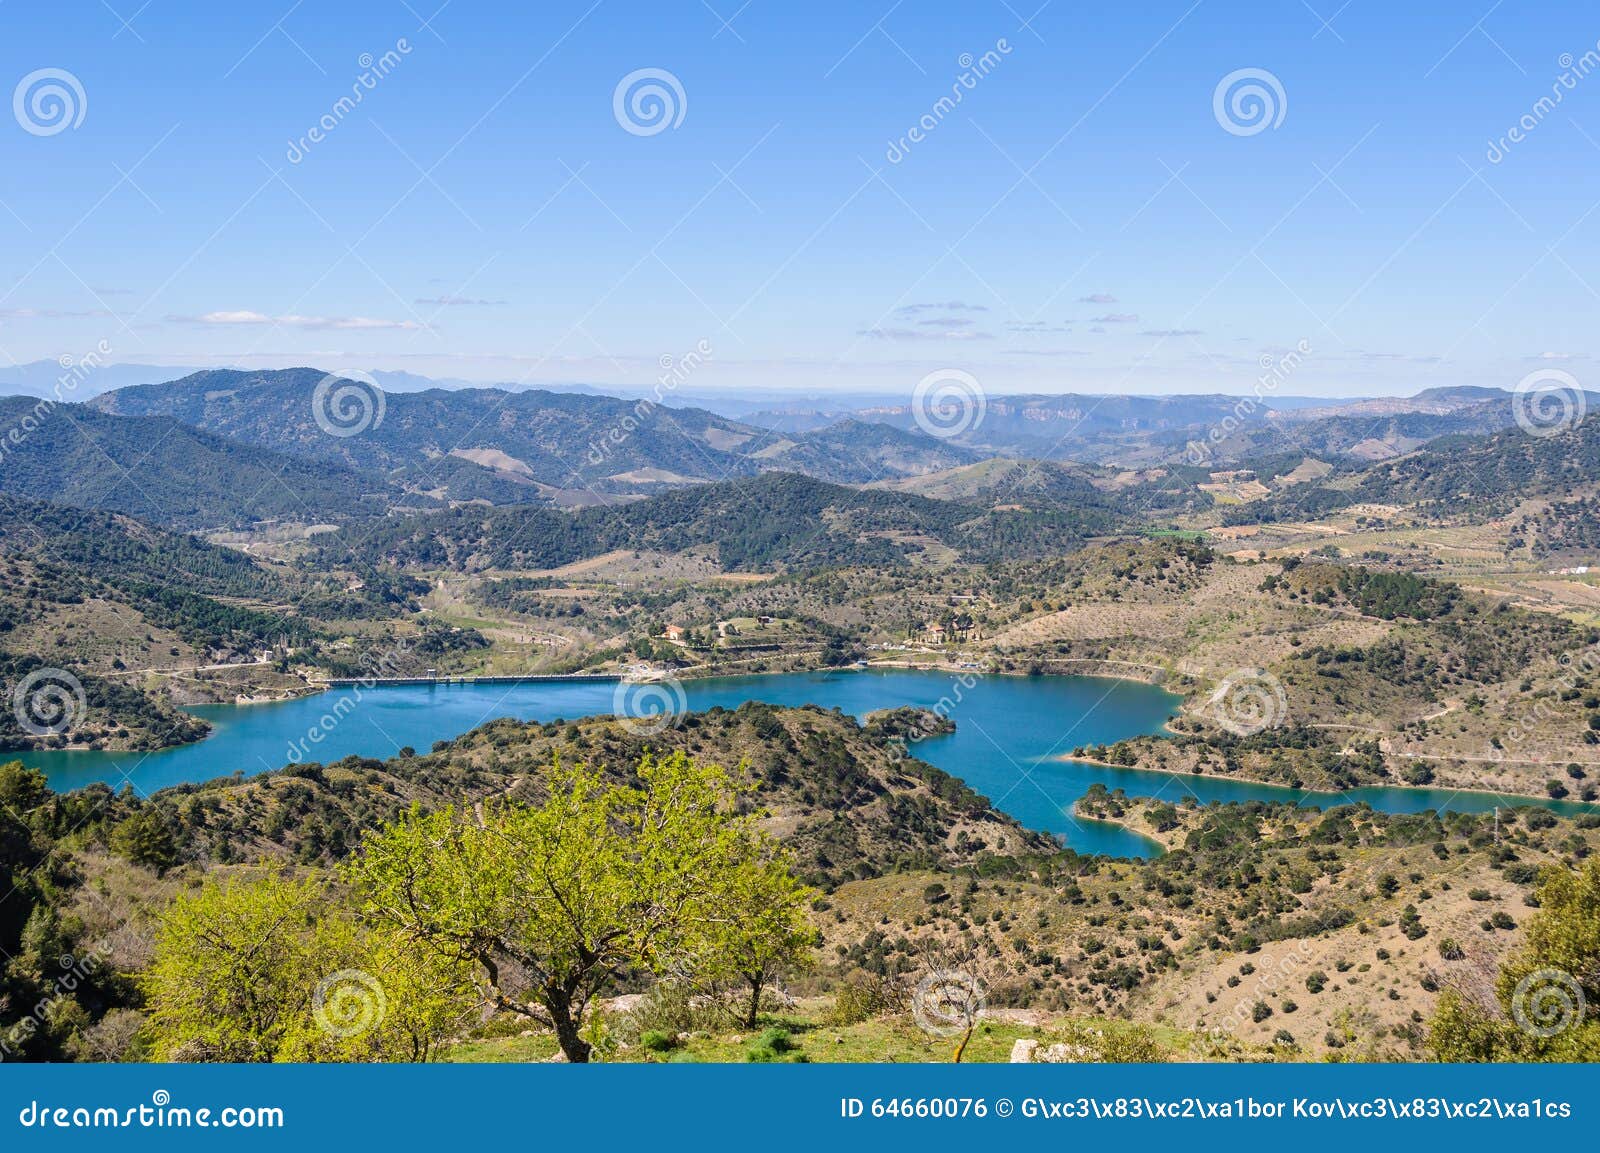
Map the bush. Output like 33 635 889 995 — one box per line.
622 981 724 1043
1251 1001 1273 1023
754 1026 794 1053
828 977 896 1025
639 1030 676 1053
746 1027 800 1062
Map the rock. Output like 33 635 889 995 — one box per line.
1009 1039 1039 1063
546 1049 568 1063
1038 1042 1093 1063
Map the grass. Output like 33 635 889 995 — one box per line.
442 1006 1198 1064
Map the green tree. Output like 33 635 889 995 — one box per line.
1429 860 1600 1061
109 810 178 874
350 751 756 1062
145 870 327 1061
697 838 816 1028
145 869 470 1062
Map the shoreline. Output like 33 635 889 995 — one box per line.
29 662 1595 818
1060 751 1600 812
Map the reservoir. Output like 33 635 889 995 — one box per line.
14 668 1591 857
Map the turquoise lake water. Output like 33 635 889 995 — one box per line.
13 668 1594 858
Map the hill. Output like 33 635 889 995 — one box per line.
750 418 980 482
318 470 1125 574
0 396 389 530
872 457 1116 506
854 392 1275 465
90 369 976 501
1224 413 1600 528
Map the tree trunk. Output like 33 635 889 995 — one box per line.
953 1021 974 1064
546 988 592 1063
744 974 763 1030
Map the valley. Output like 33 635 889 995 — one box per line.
3 367 1600 1066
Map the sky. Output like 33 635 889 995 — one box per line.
2 0 1599 397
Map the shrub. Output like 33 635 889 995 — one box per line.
828 977 896 1026
754 1027 794 1053
640 1030 676 1053
746 1027 799 1062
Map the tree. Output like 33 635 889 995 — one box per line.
1429 859 1600 1061
910 941 989 1063
350 751 761 1062
696 837 816 1028
109 809 178 874
144 869 470 1062
145 870 327 1061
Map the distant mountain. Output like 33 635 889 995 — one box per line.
321 471 1124 574
90 368 979 499
0 397 391 530
872 457 1110 506
853 393 1276 465
750 419 981 482
0 360 197 401
1196 399 1522 465
1225 410 1600 527
1273 386 1513 422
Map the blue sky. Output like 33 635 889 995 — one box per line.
2 0 1598 396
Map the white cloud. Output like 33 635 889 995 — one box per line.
172 311 423 331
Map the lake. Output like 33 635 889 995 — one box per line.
13 668 1593 857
